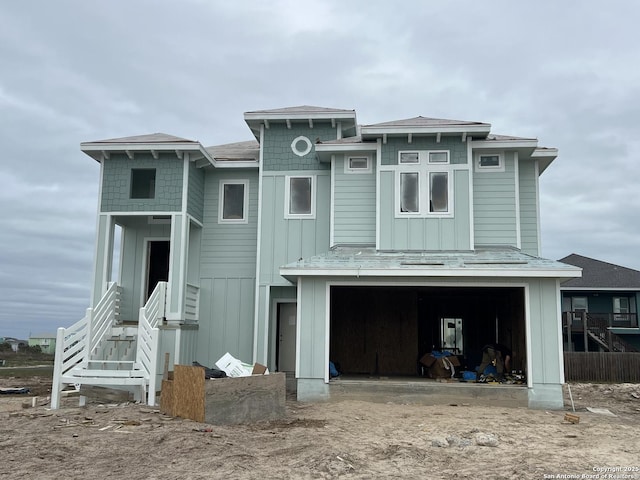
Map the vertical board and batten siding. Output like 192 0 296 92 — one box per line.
187 162 205 223
258 173 331 284
297 278 328 380
195 168 259 366
473 151 518 247
101 152 183 212
518 160 539 256
333 156 376 245
117 217 172 320
378 169 471 250
527 278 563 385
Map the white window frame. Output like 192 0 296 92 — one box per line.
344 155 372 174
474 151 505 172
218 179 249 224
284 175 316 219
613 296 630 322
395 150 454 218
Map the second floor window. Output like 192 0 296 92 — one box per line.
285 175 316 218
396 150 452 217
219 180 248 224
130 169 156 199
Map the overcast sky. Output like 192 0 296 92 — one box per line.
1 1 639 340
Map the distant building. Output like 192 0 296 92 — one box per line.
559 254 640 352
28 333 57 355
0 337 28 352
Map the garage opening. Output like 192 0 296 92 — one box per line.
329 286 526 377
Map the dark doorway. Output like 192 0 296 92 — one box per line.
146 241 170 300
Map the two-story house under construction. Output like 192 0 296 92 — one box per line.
51 106 580 410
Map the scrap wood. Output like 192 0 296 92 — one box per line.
563 413 580 424
586 407 616 417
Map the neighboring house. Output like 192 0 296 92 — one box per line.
28 333 57 354
51 105 580 410
0 337 28 352
559 254 640 352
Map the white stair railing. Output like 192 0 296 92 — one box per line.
51 282 120 409
136 282 167 405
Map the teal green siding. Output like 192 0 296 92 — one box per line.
528 278 563 390
473 151 517 247
378 169 471 250
101 152 183 212
258 172 331 284
196 168 259 365
381 136 467 166
196 277 255 366
298 277 327 379
333 156 376 245
262 124 336 171
519 160 539 255
200 169 259 277
187 162 204 223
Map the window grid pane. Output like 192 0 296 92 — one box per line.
290 177 312 215
429 172 448 212
400 172 419 213
480 155 500 167
222 184 245 220
400 152 419 164
429 152 448 163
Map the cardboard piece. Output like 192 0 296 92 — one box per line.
420 353 461 379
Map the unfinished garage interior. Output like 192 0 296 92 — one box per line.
329 285 526 378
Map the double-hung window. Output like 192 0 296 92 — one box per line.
396 150 452 217
285 175 316 218
613 297 630 323
219 180 249 224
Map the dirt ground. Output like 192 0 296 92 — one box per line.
1 376 639 480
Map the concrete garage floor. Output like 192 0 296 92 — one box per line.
327 375 529 407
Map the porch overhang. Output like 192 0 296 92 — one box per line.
279 247 582 283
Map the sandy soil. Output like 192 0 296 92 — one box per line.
1 377 639 480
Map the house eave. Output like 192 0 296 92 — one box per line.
280 267 581 283
360 124 491 138
82 142 222 168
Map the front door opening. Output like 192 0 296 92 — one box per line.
146 241 170 300
276 303 297 373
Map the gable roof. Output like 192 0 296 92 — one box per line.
363 116 489 128
245 105 356 115
83 133 197 144
559 254 640 289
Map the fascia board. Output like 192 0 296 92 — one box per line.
280 267 582 279
244 111 356 122
559 286 640 292
81 142 202 152
212 160 259 168
314 144 378 153
361 124 491 135
532 148 558 157
471 140 539 149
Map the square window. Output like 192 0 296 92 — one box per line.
130 169 156 199
428 151 449 163
429 172 448 212
400 172 419 213
400 152 419 164
286 176 315 217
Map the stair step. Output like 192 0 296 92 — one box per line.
70 367 146 378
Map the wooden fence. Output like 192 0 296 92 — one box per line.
564 352 640 382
